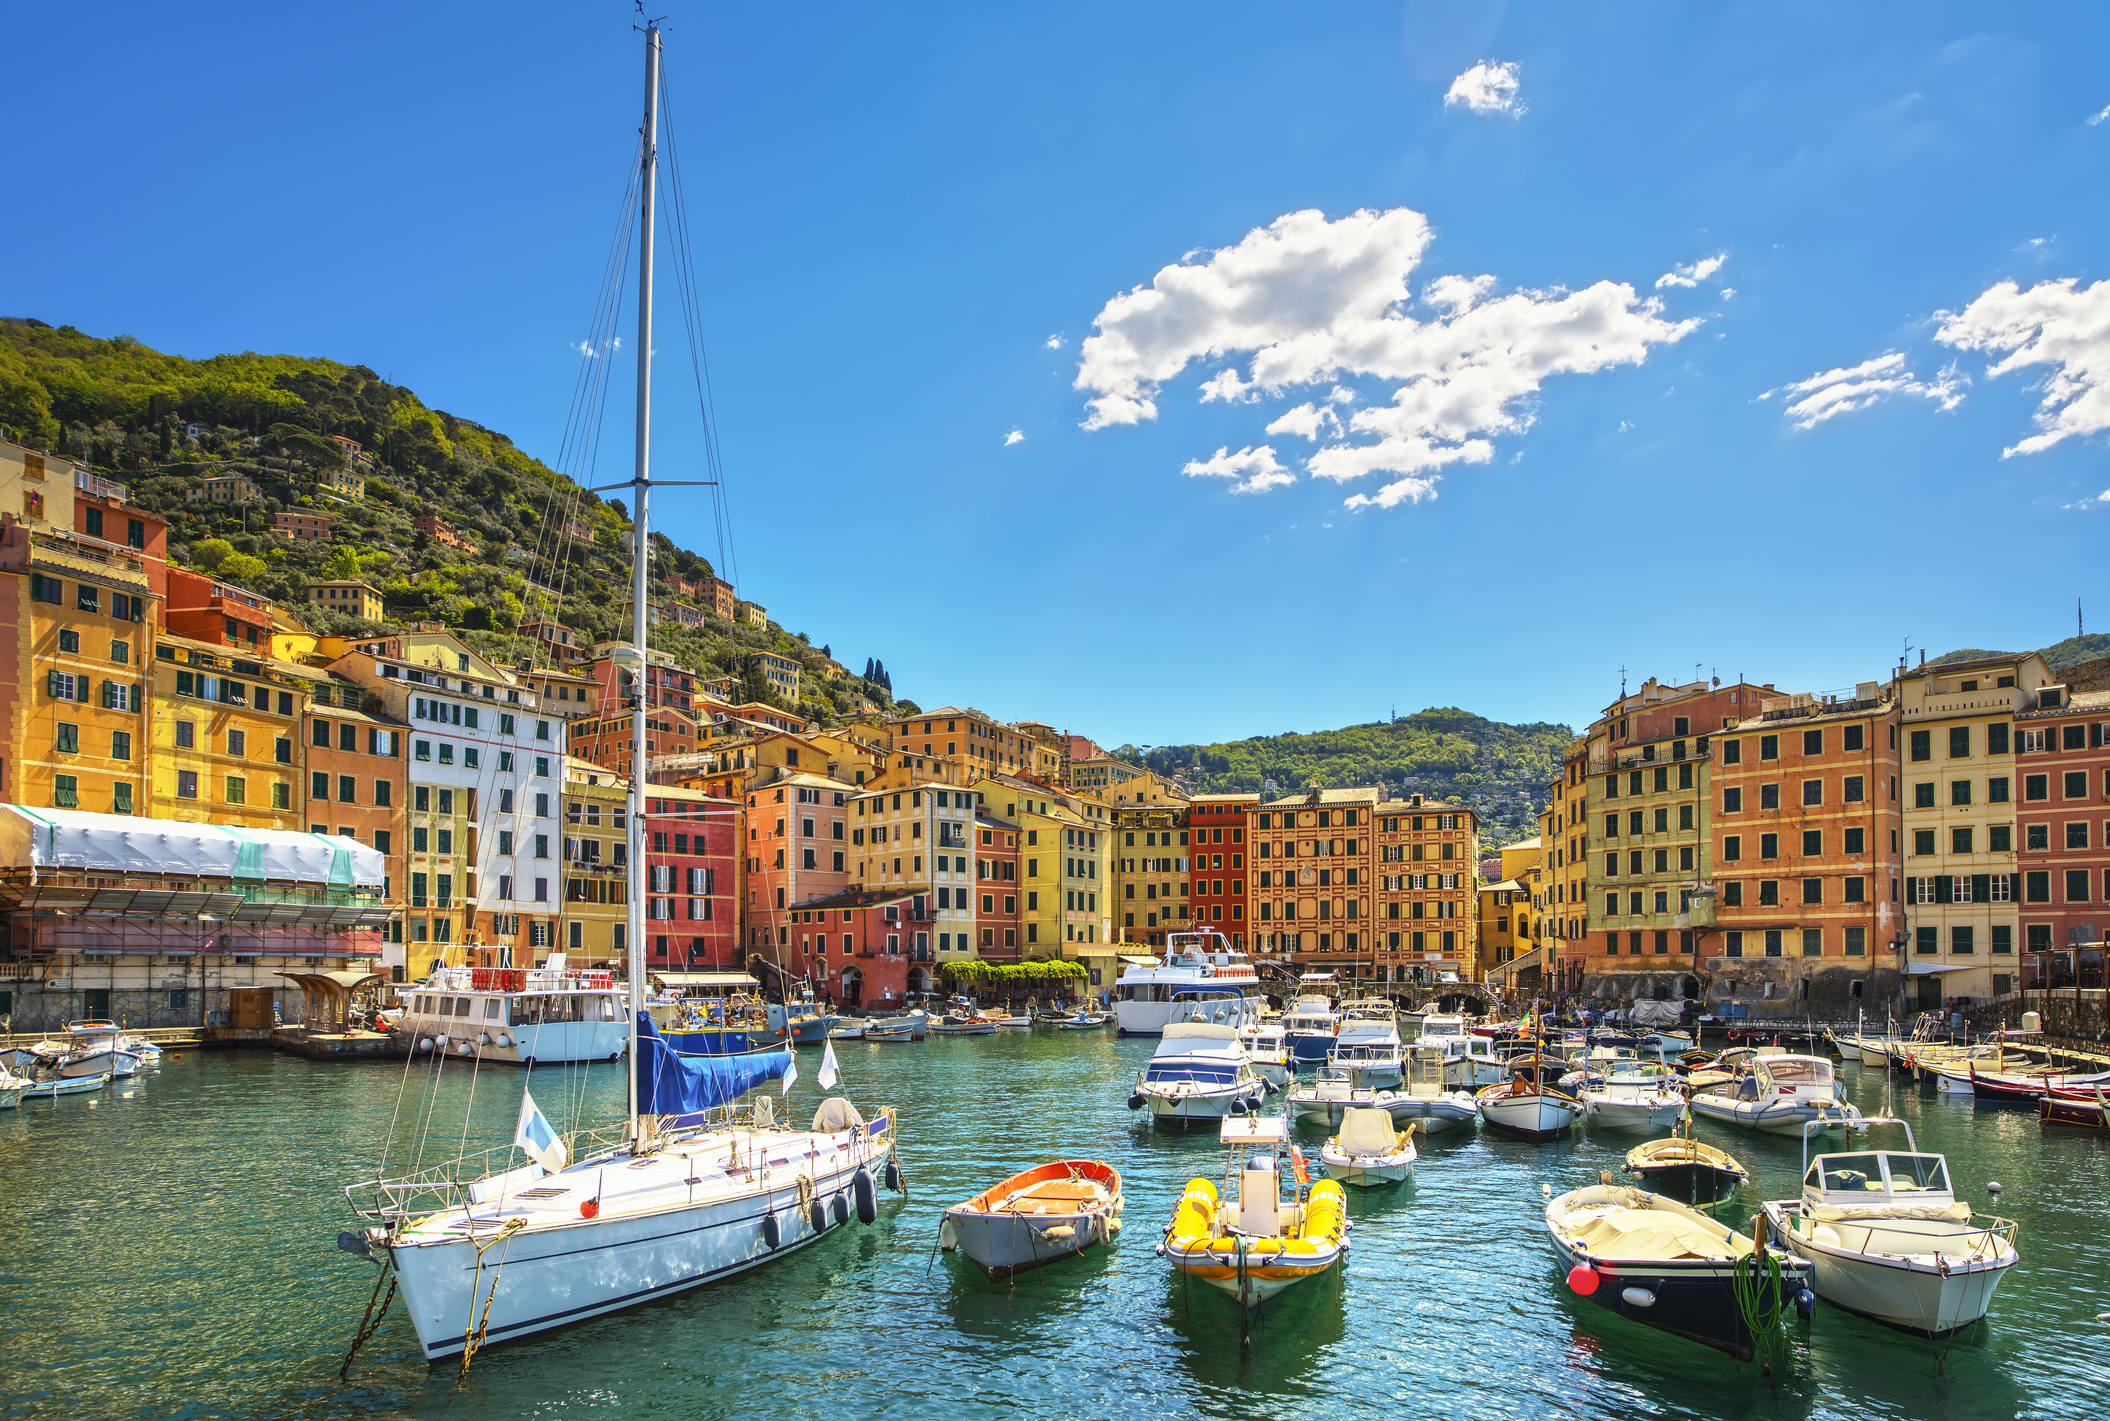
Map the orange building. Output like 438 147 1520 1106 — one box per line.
1374 796 1479 984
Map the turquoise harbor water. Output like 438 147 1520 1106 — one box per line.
1 1032 2105 1421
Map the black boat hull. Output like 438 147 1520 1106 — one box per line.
1550 1234 1810 1362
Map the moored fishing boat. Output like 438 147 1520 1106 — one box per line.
1624 1129 1749 1205
1129 1024 1267 1126
16 1069 113 1100
1476 1056 1582 1141
1579 1063 1686 1133
1057 1012 1110 1030
1547 1184 1812 1361
1760 1118 2018 1336
2041 1082 2110 1129
940 1160 1122 1279
1160 1116 1348 1307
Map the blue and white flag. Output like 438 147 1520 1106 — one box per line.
818 1038 840 1091
514 1090 567 1174
781 1054 799 1097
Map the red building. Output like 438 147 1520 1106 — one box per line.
974 805 1023 961
74 493 169 596
784 886 930 1008
1187 793 1258 950
412 514 477 552
2016 686 2110 987
164 566 272 649
641 784 741 971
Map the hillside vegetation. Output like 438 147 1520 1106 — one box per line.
1930 632 2110 672
1116 708 1573 846
0 318 894 721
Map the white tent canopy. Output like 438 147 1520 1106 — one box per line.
1 806 385 889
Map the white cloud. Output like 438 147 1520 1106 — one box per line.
1075 207 1697 509
1003 428 1025 446
1761 351 1967 429
1181 445 1294 494
1265 403 1342 441
1617 420 1633 433
2062 487 2110 509
1656 253 1727 289
1045 333 1065 349
1445 61 1524 116
1935 277 2110 456
2090 103 2110 125
1720 287 1737 299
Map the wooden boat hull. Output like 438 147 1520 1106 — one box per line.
942 1160 1122 1280
1478 1089 1581 1141
2041 1090 2108 1129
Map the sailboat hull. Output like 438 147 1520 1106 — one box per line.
382 1140 888 1361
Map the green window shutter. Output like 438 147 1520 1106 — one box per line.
1934 874 1953 904
1972 874 1990 904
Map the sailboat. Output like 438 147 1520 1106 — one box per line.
336 25 900 1364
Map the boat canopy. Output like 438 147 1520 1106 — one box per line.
634 1013 790 1123
0 806 384 888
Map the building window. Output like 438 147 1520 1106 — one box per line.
225 776 246 804
1802 928 1822 957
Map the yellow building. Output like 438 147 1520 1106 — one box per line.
1476 878 1526 974
1374 796 1480 983
146 633 303 830
1544 736 1592 995
307 579 385 621
1485 834 1548 993
971 772 1114 976
1073 757 1189 806
879 706 1045 786
1112 802 1190 948
12 525 156 815
558 758 631 969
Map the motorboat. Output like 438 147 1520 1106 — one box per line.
2042 1082 2110 1130
1287 1065 1376 1127
1161 1116 1348 1307
1238 1022 1294 1090
1624 1130 1749 1205
1111 930 1262 1036
1128 1024 1267 1126
1580 1064 1687 1133
940 1160 1123 1279
864 1024 916 1043
1319 1107 1417 1187
865 1006 928 1041
1280 976 1341 1065
1547 1183 1812 1361
929 1013 998 1036
1760 1118 2018 1336
54 1021 141 1079
1683 1045 1790 1094
1386 1045 1480 1134
1476 1056 1583 1141
652 992 771 1056
1328 1004 1404 1089
394 956 629 1065
17 1069 113 1100
0 1063 29 1109
1057 1012 1111 1031
828 1023 867 1040
1688 1054 1864 1137
985 1013 1033 1028
768 985 840 1046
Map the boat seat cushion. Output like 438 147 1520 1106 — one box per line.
1809 1201 1971 1223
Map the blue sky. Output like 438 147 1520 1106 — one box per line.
10 4 2110 747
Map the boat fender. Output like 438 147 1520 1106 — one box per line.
1986 1181 2003 1195
831 1193 850 1227
853 1169 877 1224
1229 1099 1249 1117
810 1199 829 1234
1042 1225 1076 1242
762 1211 782 1250
1127 1093 1145 1110
1620 1287 1656 1309
434 1034 448 1048
939 1217 958 1251
1793 1287 1816 1319
884 1157 904 1194
418 1038 433 1053
1153 1242 1166 1257
336 1230 372 1260
478 1033 491 1046
1566 1265 1600 1296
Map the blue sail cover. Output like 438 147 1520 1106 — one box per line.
635 1012 791 1123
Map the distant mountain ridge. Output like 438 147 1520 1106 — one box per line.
1929 632 2110 672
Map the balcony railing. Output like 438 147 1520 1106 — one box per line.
74 470 127 502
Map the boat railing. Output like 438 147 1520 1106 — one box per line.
344 1122 635 1221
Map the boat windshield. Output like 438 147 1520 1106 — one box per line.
1763 1058 1833 1086
1143 1062 1238 1085
1807 1153 1887 1194
1883 1154 1951 1194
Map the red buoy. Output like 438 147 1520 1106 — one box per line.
1567 1264 1600 1296
580 1199 600 1219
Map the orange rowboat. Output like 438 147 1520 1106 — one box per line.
940 1160 1123 1280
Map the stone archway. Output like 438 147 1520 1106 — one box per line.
840 966 863 1009
1395 980 1499 1015
907 966 934 997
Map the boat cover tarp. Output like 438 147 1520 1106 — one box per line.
1629 999 1686 1027
0 806 384 888
635 1012 790 1123
1567 1206 1747 1261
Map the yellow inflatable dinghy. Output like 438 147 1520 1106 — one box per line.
1162 1117 1348 1306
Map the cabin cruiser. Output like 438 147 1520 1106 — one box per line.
1328 1001 1405 1089
1688 1054 1863 1136
1419 1012 1507 1086
767 984 839 1045
1288 1065 1377 1127
1760 1119 2018 1336
393 955 629 1065
1579 1062 1686 1133
1238 1021 1294 1090
1111 931 1261 1036
1127 1023 1267 1126
1280 977 1342 1065
52 1021 142 1079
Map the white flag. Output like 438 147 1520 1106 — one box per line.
818 1038 840 1091
514 1090 567 1174
781 1054 799 1096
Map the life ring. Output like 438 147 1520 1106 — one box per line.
1728 1028 1741 1041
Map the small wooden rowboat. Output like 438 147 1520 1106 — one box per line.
940 1160 1123 1279
1625 1133 1750 1204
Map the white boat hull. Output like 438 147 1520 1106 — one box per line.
403 1020 631 1065
1319 1149 1414 1186
1478 1093 1581 1140
1140 1084 1264 1126
1583 1095 1686 1133
1768 1207 2015 1335
1689 1093 1862 1137
1379 1093 1479 1133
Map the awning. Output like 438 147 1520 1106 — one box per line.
1906 960 1982 975
650 971 760 991
1118 954 1159 967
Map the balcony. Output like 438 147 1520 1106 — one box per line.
74 469 128 503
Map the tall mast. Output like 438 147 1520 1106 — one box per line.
626 20 660 1132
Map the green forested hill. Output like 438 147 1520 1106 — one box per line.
1116 708 1573 847
1930 632 2110 672
0 318 894 721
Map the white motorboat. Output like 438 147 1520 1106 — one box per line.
1328 1001 1405 1089
19 1069 113 1100
1238 1021 1294 1090
336 48 904 1361
1547 1184 1813 1361
1385 1045 1480 1133
985 1013 1033 1028
1580 1063 1687 1133
828 1023 867 1040
1420 1012 1508 1086
1127 1024 1268 1126
1319 1107 1417 1187
1761 1118 2018 1336
54 1022 141 1080
1288 1065 1376 1126
1689 1054 1864 1137
864 1024 916 1042
393 957 629 1065
1476 1057 1582 1141
865 1007 928 1040
1281 977 1341 1065
0 1065 29 1109
1057 1012 1110 1031
1110 930 1262 1036
940 1159 1122 1279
